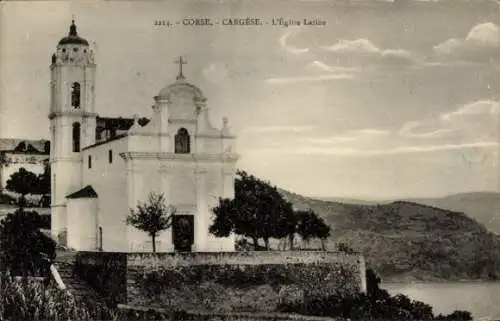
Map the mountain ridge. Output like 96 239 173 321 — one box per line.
310 191 500 234
278 189 500 282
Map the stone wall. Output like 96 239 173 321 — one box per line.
127 251 365 312
75 251 366 311
127 250 361 266
75 251 127 306
117 304 339 321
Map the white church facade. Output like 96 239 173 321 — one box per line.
50 20 238 252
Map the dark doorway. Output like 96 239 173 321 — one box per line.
172 215 194 252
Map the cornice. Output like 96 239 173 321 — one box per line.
50 63 97 70
168 118 197 125
50 156 82 163
196 133 236 139
48 111 98 120
120 152 239 163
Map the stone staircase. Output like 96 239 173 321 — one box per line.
53 250 108 308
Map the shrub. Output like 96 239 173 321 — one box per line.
38 214 51 229
0 209 56 276
435 310 473 321
278 269 472 321
0 193 16 205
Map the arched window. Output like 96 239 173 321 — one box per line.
71 82 81 108
175 128 190 154
72 122 80 152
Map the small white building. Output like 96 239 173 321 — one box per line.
49 20 239 252
0 140 50 192
0 139 50 197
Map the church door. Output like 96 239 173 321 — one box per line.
172 215 194 252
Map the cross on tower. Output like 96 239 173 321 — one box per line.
69 15 77 36
175 56 187 80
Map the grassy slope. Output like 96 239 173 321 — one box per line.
404 192 500 235
280 189 500 282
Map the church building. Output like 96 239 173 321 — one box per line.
49 20 239 252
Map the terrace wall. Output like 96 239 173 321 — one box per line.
76 251 366 311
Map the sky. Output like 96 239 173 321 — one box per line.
1 0 499 199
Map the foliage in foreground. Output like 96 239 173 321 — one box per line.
278 269 473 321
0 272 118 321
0 208 56 276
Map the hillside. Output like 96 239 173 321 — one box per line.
280 189 500 282
404 192 500 235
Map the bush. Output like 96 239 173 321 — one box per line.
38 214 51 229
337 242 356 253
0 209 56 276
0 193 16 205
435 310 473 321
278 269 473 321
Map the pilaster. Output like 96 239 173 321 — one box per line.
125 160 136 251
159 165 174 252
126 161 137 210
222 165 235 199
194 167 208 252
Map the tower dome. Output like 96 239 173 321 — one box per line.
155 56 206 101
157 78 205 100
58 20 89 46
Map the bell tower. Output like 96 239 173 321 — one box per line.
49 19 97 243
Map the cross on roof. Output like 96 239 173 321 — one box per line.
175 56 187 80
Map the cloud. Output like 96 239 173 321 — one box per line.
433 38 461 55
242 101 498 159
433 22 499 63
246 100 498 158
324 39 381 54
299 128 389 145
399 121 456 139
241 126 315 133
279 30 309 55
248 141 499 157
399 120 456 139
306 60 360 73
299 136 357 144
321 38 418 67
356 129 390 136
265 73 356 85
466 23 499 47
399 100 499 141
440 100 499 120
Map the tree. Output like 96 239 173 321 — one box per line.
0 208 56 276
6 167 38 206
296 209 331 250
210 170 296 250
365 268 382 299
35 163 51 196
126 193 175 253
